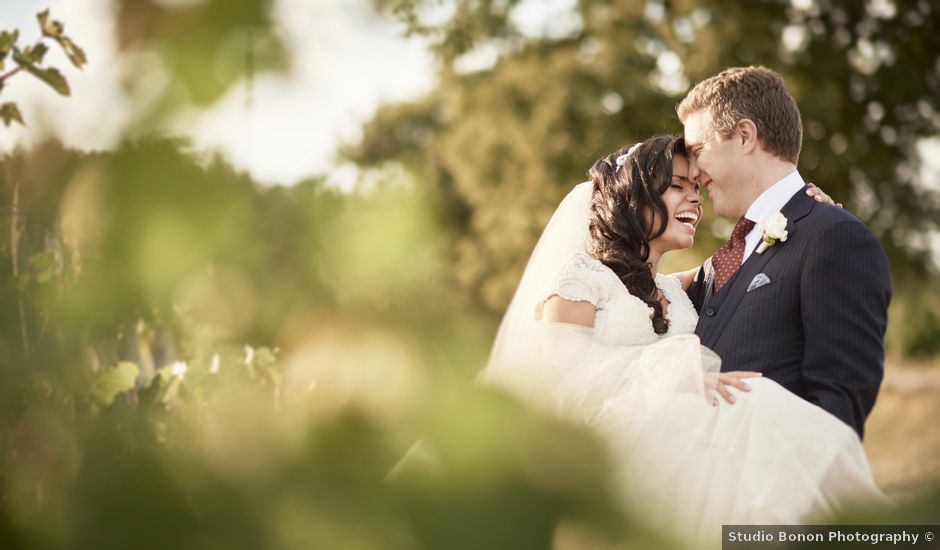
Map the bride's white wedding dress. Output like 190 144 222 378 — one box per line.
483 183 888 548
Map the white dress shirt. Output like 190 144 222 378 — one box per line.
740 170 805 264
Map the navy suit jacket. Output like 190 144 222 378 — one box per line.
687 187 891 439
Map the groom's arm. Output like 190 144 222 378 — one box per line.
800 217 891 439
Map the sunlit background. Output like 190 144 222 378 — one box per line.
1 0 939 548
1 0 436 187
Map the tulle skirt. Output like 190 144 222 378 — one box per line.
487 330 889 548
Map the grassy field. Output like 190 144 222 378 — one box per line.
865 360 940 502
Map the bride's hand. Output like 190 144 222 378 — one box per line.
710 371 763 405
805 183 843 208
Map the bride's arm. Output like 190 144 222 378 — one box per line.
672 266 701 291
539 295 596 327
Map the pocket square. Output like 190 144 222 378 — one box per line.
747 273 771 292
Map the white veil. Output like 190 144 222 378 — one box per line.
481 181 595 400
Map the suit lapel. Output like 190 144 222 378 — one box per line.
699 187 815 345
698 258 716 311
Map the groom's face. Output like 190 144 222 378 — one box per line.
684 109 746 219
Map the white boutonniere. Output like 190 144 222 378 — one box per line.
756 212 788 254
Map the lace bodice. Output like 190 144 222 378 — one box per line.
546 252 698 346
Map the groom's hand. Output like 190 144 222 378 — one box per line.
711 371 763 405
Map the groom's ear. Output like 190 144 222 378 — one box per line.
736 118 759 155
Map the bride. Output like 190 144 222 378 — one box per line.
482 135 888 547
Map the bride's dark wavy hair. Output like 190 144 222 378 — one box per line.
588 135 686 335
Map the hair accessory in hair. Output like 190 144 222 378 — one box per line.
615 143 642 167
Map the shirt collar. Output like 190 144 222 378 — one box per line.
745 170 805 225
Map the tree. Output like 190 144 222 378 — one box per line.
349 0 940 314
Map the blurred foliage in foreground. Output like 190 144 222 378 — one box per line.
0 139 648 549
0 2 648 548
352 0 940 358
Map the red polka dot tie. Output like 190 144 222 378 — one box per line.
712 217 756 294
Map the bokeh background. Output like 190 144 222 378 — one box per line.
1 1 938 548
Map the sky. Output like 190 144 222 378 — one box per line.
0 0 437 187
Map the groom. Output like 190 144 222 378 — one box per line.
679 66 891 439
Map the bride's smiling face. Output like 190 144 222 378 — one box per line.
649 154 703 254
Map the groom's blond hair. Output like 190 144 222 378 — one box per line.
677 66 802 164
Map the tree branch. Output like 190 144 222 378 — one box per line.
0 38 45 91
0 65 24 85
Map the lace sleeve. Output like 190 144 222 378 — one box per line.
547 253 614 308
656 273 699 335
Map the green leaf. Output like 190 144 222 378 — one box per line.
25 65 70 96
36 10 86 69
32 43 48 63
37 10 64 39
58 36 87 69
12 46 31 67
29 43 48 64
0 102 24 127
12 43 49 67
0 29 17 55
0 29 18 70
90 362 139 407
